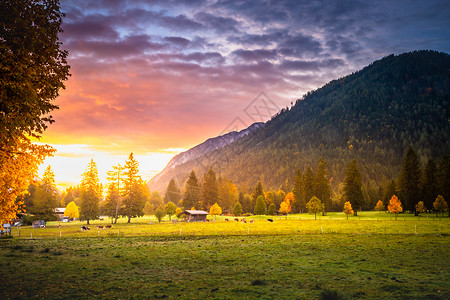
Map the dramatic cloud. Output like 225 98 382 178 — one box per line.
38 0 450 185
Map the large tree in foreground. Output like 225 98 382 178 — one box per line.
0 0 69 228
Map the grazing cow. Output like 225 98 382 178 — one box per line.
40 225 45 228
97 225 104 229
250 219 254 224
241 218 247 223
234 218 239 222
57 224 61 228
204 219 210 222
267 219 273 222
81 226 87 231
105 225 112 229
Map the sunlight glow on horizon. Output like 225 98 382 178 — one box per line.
37 143 186 191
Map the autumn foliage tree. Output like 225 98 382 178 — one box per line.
387 195 403 220
279 192 293 215
232 202 242 216
165 201 177 221
375 200 385 212
0 0 69 228
209 203 222 220
64 201 79 219
433 195 448 217
154 205 166 223
343 201 353 220
415 201 426 215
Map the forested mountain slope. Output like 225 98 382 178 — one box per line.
151 50 450 192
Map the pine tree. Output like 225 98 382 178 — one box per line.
31 165 59 221
343 160 363 215
303 167 315 206
183 170 200 210
293 169 305 213
253 181 265 202
438 156 450 204
201 167 218 210
383 180 397 206
165 178 181 204
122 154 147 223
267 203 276 215
398 147 421 213
315 159 331 214
421 158 439 211
106 164 124 223
80 159 102 225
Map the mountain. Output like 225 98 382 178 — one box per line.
149 50 450 193
148 122 264 191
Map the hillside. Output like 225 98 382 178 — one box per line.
149 50 450 192
148 122 264 191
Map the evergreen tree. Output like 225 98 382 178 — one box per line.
383 180 397 207
343 160 363 215
253 181 265 202
303 167 315 206
254 195 266 215
183 170 200 210
122 154 147 223
218 177 238 211
201 167 218 210
80 159 102 225
421 158 439 210
315 159 331 214
438 156 450 203
106 164 124 223
398 147 421 213
267 203 276 215
292 169 304 212
104 183 120 224
165 178 181 204
32 166 59 220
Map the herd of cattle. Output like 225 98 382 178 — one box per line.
81 225 113 231
223 218 273 223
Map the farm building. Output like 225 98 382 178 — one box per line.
179 210 209 222
54 208 65 219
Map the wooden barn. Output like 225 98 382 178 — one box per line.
179 210 209 222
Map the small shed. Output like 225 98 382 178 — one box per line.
179 210 209 222
55 208 65 219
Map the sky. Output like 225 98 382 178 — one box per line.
37 0 450 190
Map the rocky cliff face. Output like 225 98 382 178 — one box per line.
147 122 264 191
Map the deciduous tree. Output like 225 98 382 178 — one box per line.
143 201 154 216
164 201 177 220
415 201 426 215
388 195 402 220
64 201 79 219
154 205 166 223
209 203 222 220
0 0 69 228
306 196 323 220
375 200 385 212
433 195 448 217
343 201 353 220
267 203 276 215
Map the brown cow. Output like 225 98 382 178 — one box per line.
225 218 229 222
250 219 254 224
234 218 239 222
105 225 112 229
241 218 247 223
97 225 104 229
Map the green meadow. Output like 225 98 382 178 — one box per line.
1 212 449 299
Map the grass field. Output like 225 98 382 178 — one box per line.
1 212 449 299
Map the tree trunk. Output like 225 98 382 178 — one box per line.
114 216 118 224
111 217 114 224
314 212 317 220
353 210 358 216
127 216 131 223
87 218 90 225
